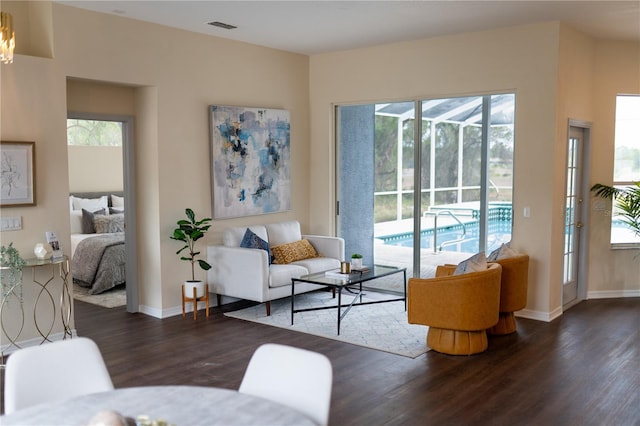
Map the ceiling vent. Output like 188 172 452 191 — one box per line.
207 21 237 30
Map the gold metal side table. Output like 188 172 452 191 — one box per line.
24 256 73 342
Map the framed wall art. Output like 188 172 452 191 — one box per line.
209 105 291 219
0 141 36 207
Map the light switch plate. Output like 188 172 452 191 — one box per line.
0 216 22 231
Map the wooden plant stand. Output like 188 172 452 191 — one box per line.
182 283 209 320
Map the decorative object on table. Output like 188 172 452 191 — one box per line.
591 181 640 239
340 261 351 273
209 105 291 219
170 208 212 319
87 410 129 426
350 253 363 269
33 243 49 260
0 141 35 206
45 231 64 259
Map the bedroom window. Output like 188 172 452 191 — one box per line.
610 94 640 245
67 119 123 146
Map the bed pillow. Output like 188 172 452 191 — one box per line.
454 252 487 275
109 207 124 214
240 228 272 264
111 194 125 208
82 208 107 234
487 241 520 261
70 210 83 234
72 195 108 212
93 214 125 234
271 239 319 264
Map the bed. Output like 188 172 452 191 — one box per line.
69 192 126 295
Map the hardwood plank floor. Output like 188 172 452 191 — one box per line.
4 297 640 425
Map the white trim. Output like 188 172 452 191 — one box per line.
516 306 562 322
588 290 640 299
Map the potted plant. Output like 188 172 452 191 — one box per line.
170 208 212 298
351 253 363 269
591 182 640 238
0 242 26 296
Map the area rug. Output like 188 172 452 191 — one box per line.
225 290 429 358
73 282 126 308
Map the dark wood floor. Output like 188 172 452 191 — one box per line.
4 297 640 425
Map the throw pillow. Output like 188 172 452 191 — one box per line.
81 208 106 234
240 228 272 264
271 239 319 264
454 252 487 275
93 214 125 234
487 241 520 261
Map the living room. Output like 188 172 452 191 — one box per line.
1 0 639 369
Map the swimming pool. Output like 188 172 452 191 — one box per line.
379 219 512 253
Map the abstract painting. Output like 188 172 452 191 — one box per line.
0 141 35 206
209 105 291 219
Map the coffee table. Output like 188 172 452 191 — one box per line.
291 265 407 335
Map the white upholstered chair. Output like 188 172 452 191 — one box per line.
4 337 114 414
239 343 333 426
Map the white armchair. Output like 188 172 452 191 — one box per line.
207 221 344 315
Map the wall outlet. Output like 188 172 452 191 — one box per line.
523 206 531 218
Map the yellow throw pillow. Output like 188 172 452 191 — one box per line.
271 239 319 264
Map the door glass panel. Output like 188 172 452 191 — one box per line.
337 94 514 290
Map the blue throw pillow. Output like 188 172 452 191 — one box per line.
240 228 272 264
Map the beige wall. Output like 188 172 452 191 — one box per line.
309 22 640 320
310 22 563 319
588 40 640 295
0 2 310 345
66 80 131 193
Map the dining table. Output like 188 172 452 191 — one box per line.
0 385 316 425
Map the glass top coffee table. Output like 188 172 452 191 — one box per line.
291 265 407 335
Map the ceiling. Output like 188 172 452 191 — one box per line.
56 1 640 55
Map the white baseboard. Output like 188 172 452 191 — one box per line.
139 299 218 319
516 306 562 323
587 289 640 299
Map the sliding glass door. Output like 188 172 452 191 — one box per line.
337 94 515 289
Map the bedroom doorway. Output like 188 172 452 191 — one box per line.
67 113 139 312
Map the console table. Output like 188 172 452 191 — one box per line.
1 256 73 360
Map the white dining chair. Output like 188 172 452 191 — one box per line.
239 343 333 426
4 337 114 414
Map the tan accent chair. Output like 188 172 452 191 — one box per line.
408 263 502 355
488 254 529 335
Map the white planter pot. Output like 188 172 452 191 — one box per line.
184 280 205 299
351 258 363 269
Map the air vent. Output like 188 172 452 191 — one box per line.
207 21 237 30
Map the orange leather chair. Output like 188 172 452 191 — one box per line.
488 254 529 335
408 263 502 355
